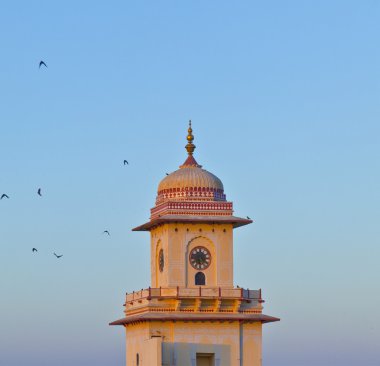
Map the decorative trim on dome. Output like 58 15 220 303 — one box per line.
156 186 226 205
151 200 233 219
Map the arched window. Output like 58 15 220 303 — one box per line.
136 353 139 365
195 272 206 286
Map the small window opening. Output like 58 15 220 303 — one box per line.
136 353 139 366
195 272 206 286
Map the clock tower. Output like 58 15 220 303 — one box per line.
111 122 279 366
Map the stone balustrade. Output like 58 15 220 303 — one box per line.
125 287 262 303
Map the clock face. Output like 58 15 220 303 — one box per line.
189 246 211 270
159 249 164 272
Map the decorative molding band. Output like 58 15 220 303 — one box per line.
156 186 226 204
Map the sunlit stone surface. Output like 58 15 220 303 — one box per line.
110 122 279 366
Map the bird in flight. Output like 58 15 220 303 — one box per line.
37 188 42 196
32 248 38 253
246 216 251 220
1 194 9 199
53 252 63 258
123 160 129 165
39 60 47 68
166 173 169 176
103 230 110 236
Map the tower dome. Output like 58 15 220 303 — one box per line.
133 121 252 229
157 166 225 203
156 121 226 205
158 167 224 196
148 121 232 220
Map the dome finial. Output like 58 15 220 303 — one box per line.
185 120 196 155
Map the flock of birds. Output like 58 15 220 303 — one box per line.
1 68 130 259
1 187 65 257
2 179 126 258
1 183 129 257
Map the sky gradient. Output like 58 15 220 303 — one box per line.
0 1 379 365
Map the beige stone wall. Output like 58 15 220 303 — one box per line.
161 321 238 366
150 223 234 289
242 322 262 366
125 321 262 366
151 226 169 287
125 323 150 366
143 337 162 366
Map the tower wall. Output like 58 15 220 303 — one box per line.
125 321 262 366
151 223 233 288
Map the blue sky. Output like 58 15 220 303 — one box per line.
0 1 379 365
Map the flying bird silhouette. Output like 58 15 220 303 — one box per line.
53 252 63 258
103 230 110 236
166 173 169 176
123 160 129 165
37 188 42 196
1 194 9 199
32 248 38 253
39 60 47 68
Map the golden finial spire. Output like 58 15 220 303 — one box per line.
180 120 201 168
185 120 196 155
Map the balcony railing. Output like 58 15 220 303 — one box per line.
125 287 262 303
